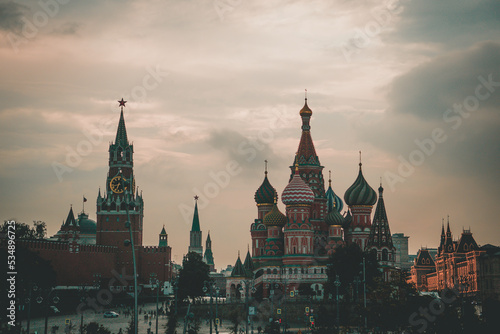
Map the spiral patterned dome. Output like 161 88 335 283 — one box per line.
282 168 315 206
326 182 343 213
325 208 344 226
263 202 287 227
344 163 377 206
254 173 276 205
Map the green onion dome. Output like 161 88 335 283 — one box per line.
344 163 377 206
254 172 276 205
263 201 287 227
326 174 344 213
325 207 344 226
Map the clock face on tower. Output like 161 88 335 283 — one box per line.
109 175 135 194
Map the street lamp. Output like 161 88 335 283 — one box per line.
150 273 163 334
121 169 139 334
203 281 216 334
334 275 341 331
24 282 39 334
38 287 60 334
238 280 256 334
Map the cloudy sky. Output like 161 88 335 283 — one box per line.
1 0 499 269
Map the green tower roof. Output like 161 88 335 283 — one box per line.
115 109 129 146
191 199 200 232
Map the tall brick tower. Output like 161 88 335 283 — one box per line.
96 99 144 256
188 196 203 255
290 96 329 257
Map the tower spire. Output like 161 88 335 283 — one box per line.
329 170 332 187
264 159 268 175
115 98 129 146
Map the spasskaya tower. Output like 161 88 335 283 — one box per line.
96 98 144 250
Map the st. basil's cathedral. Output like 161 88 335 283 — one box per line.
226 98 397 300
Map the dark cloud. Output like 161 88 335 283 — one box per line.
361 41 500 185
387 41 500 120
387 0 500 49
207 129 282 173
0 1 29 32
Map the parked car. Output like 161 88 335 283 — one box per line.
103 311 119 318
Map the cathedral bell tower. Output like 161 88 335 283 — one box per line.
96 99 144 250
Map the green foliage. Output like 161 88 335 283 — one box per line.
1 220 47 239
177 252 210 302
325 243 380 297
165 310 178 334
83 322 111 334
226 305 244 334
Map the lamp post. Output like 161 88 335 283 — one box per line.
25 282 39 334
121 170 139 334
150 273 162 334
334 275 341 331
173 277 179 316
203 281 215 334
239 279 256 334
363 256 367 329
215 287 220 334
40 287 60 334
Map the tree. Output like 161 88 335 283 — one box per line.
177 252 210 302
165 310 178 334
325 243 380 298
0 220 47 239
33 221 47 239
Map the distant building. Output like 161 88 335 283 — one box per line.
409 221 500 301
392 233 410 270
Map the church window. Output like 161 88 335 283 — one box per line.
116 217 119 222
106 217 109 222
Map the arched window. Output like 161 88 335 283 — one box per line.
382 249 388 261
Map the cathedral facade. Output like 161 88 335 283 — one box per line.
228 98 396 300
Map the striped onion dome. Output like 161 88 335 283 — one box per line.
282 168 315 206
344 163 377 206
326 175 343 213
254 172 276 205
263 201 287 227
325 207 344 226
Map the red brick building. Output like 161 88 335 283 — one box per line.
410 221 500 301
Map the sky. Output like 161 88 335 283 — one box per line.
1 0 499 270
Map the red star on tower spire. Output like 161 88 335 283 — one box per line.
118 98 127 109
